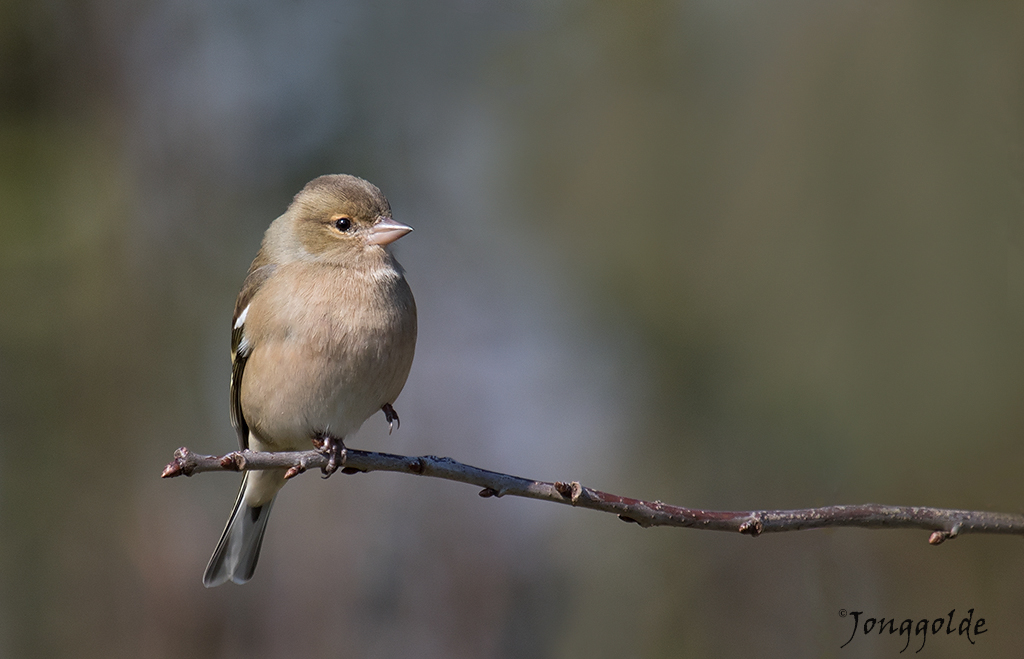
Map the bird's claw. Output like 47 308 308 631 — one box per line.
382 403 400 435
313 434 346 478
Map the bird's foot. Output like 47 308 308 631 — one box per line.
313 433 346 478
382 403 400 435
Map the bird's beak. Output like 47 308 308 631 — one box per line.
368 216 413 246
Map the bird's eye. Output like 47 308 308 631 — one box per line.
334 217 352 232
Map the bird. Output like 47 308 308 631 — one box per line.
203 174 417 587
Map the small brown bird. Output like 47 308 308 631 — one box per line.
203 174 417 587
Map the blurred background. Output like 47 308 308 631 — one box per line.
2 1 1024 657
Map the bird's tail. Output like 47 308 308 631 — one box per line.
203 471 278 587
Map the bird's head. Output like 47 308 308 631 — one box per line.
271 174 412 268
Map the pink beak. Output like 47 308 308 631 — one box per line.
368 216 413 246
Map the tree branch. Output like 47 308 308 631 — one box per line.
162 446 1024 544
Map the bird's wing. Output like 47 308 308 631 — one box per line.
230 264 277 450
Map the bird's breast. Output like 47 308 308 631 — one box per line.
239 261 416 449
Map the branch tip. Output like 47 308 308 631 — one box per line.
161 447 194 478
160 461 182 478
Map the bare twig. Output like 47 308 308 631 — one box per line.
162 446 1024 544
